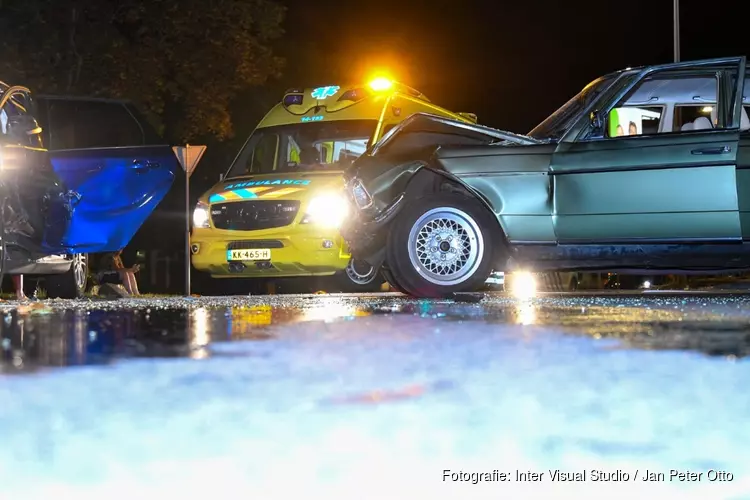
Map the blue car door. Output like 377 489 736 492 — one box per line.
43 145 178 253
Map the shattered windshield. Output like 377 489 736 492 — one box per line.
226 120 377 178
528 76 615 141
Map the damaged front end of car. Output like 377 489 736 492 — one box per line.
341 112 537 269
341 169 412 268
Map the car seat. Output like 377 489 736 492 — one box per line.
692 116 713 130
681 122 694 131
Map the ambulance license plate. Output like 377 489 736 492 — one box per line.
226 249 271 261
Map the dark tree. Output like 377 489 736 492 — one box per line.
0 0 286 142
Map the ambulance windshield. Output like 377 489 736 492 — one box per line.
226 119 377 178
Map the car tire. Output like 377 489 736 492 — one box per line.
45 253 88 299
381 266 407 294
386 193 496 298
334 258 384 293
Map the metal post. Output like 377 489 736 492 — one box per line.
185 152 191 296
673 0 680 62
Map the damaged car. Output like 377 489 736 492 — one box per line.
0 81 177 298
341 56 750 298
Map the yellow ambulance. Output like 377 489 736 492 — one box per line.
190 78 477 291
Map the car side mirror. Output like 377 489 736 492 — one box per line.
590 110 603 130
587 110 612 139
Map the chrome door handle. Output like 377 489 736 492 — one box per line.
132 160 159 171
691 145 731 155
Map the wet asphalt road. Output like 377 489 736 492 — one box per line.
2 291 750 499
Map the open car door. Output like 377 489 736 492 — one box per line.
43 145 178 254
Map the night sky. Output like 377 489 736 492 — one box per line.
280 0 750 134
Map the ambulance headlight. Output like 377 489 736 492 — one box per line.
302 193 349 228
193 202 210 228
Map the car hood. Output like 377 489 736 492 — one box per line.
344 113 537 201
202 171 345 204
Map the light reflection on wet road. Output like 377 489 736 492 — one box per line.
1 292 750 498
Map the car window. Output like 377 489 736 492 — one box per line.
45 100 78 149
123 103 163 144
529 76 616 141
226 120 376 179
605 64 742 138
248 133 279 173
673 105 714 132
47 100 145 149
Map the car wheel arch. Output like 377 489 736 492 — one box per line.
402 166 511 257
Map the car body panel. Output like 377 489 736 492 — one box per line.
435 143 557 242
43 145 178 254
550 130 742 242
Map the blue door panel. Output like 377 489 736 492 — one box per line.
44 145 177 253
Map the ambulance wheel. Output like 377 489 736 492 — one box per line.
46 253 88 299
386 193 494 298
335 258 384 293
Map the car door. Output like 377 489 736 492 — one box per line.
36 98 177 254
550 57 746 244
735 97 750 238
42 145 178 254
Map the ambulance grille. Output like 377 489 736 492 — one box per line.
211 200 300 231
227 240 284 249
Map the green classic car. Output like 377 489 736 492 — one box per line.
340 56 750 298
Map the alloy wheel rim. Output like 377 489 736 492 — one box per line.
345 258 378 285
407 207 484 286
